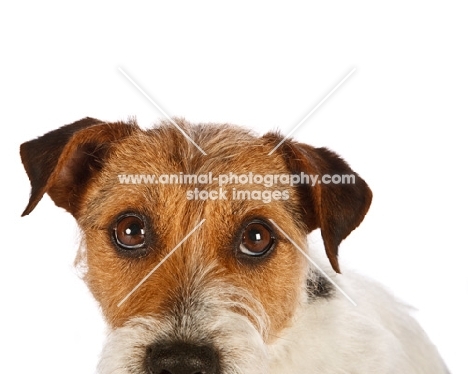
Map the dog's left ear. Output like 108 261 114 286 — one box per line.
264 133 372 273
20 117 137 217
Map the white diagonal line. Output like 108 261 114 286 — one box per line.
268 67 356 155
117 218 206 307
269 219 357 306
118 67 207 155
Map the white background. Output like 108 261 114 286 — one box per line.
1 1 467 373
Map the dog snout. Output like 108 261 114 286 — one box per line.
146 341 220 374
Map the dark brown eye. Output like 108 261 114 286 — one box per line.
240 221 275 256
114 214 146 250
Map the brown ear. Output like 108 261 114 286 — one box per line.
264 133 372 273
20 117 138 217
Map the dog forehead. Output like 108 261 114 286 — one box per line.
79 122 299 227
107 122 289 175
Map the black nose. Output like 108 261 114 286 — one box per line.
146 341 220 374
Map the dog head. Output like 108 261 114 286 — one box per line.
21 117 372 374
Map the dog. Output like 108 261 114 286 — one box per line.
21 117 449 373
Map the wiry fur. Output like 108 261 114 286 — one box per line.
268 248 449 373
99 273 270 374
96 246 449 374
20 117 449 373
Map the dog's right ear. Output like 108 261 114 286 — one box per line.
263 133 372 273
20 117 137 217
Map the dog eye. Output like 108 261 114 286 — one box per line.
240 221 275 256
114 214 146 250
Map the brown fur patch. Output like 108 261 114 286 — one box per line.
21 117 371 339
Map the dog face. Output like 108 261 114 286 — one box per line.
21 118 371 374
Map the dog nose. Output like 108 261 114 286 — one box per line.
146 341 220 374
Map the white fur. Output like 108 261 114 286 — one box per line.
268 271 448 373
97 258 448 374
98 280 270 374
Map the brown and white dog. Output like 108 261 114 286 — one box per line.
21 117 449 373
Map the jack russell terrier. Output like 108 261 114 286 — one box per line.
21 117 449 373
